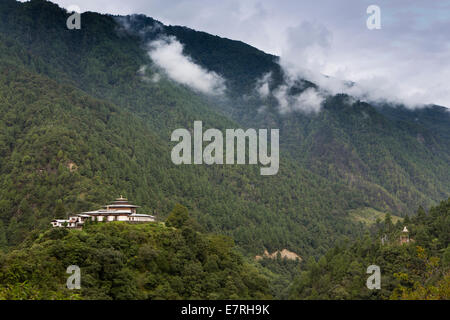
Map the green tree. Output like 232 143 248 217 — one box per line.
384 213 393 232
53 200 66 219
416 206 427 222
0 220 7 250
166 204 189 228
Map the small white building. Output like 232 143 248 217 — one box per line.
51 196 156 229
129 213 155 222
50 219 70 228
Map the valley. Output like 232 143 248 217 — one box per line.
0 0 448 300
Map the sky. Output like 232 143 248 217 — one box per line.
20 0 450 108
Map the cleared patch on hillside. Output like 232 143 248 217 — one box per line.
255 249 302 261
348 207 403 225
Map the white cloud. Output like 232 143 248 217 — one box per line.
272 85 289 113
136 65 160 83
258 72 324 114
268 3 450 109
146 36 226 95
293 88 325 113
282 65 438 109
273 85 324 114
29 0 450 108
256 72 271 98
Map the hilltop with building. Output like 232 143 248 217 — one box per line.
51 197 155 229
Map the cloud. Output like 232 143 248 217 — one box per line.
257 72 324 114
146 36 226 95
282 21 332 73
281 65 438 109
273 85 324 114
293 88 325 113
255 72 271 98
274 19 438 108
268 2 450 109
38 0 450 108
137 65 160 83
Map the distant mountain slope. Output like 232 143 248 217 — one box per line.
115 14 283 96
117 9 450 213
0 1 362 257
0 0 448 261
1 56 364 257
289 198 450 300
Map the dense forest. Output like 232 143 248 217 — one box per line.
0 200 448 299
288 198 449 299
0 0 369 257
0 0 448 300
0 205 271 299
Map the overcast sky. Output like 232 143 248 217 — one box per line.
21 0 450 108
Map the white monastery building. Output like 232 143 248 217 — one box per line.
51 196 156 228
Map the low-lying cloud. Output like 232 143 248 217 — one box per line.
147 36 226 95
45 0 449 108
137 65 161 83
256 72 271 98
256 72 325 114
280 62 437 109
274 86 324 114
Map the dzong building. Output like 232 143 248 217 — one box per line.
51 196 156 228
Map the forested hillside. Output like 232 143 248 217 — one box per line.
120 14 450 214
0 200 447 300
0 55 365 256
0 0 362 257
0 0 448 280
0 205 271 299
288 198 450 299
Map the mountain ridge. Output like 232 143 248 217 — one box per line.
0 0 448 261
